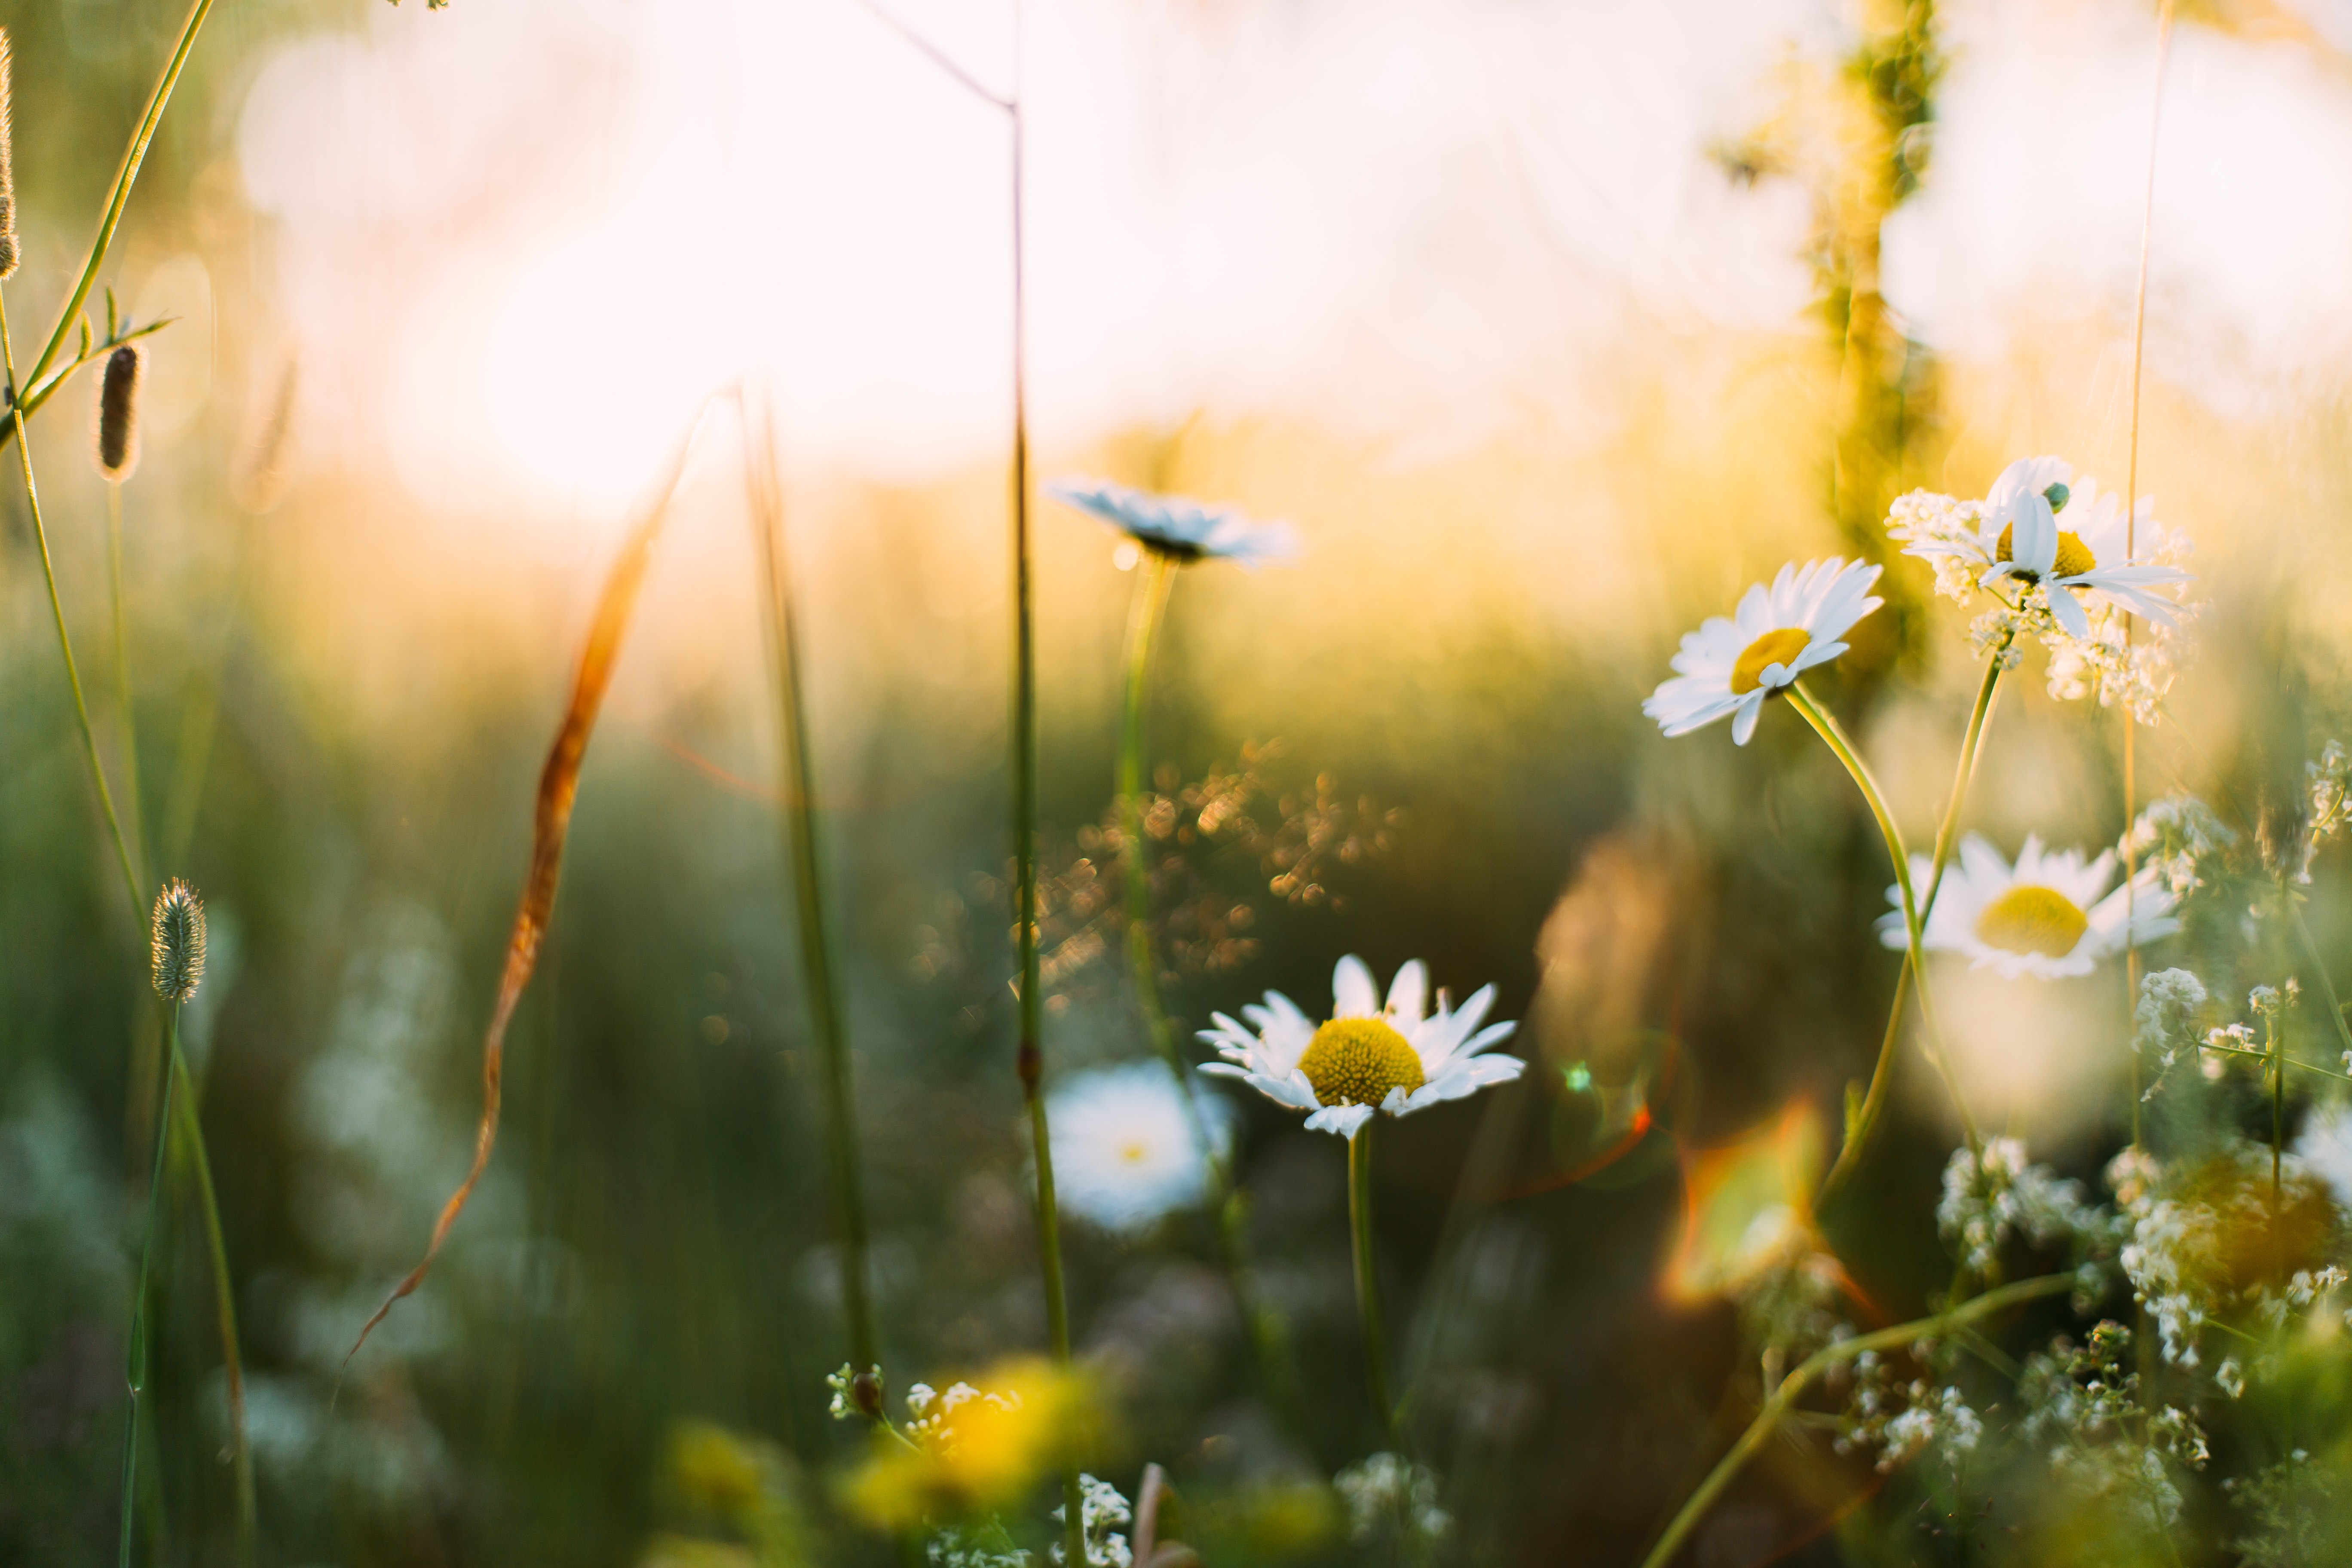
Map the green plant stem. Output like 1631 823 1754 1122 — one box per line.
1787 680 1980 1155
2198 1040 2352 1083
118 1004 178 1568
21 0 219 395
107 482 151 891
1818 649 2003 1208
1636 1272 2071 1568
0 289 143 919
2285 895 2352 1070
169 1037 254 1555
1115 551 1306 1431
1348 1124 1399 1443
743 397 880 1392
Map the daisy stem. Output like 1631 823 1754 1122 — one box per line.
1818 649 2004 1209
741 396 881 1400
1348 1124 1399 1443
1787 680 1981 1156
1115 549 1307 1433
1635 1271 2071 1568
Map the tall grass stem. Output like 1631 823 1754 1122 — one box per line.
106 482 151 889
1787 681 1980 1153
740 390 880 1390
170 1037 254 1552
117 1004 178 1568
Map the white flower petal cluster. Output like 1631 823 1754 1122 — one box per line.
2134 967 2209 1101
1046 477 1299 570
1879 833 2177 980
1936 1138 2111 1277
1335 1452 1450 1547
1048 1474 1133 1568
1198 956 1524 1139
1047 1063 1234 1233
2294 1101 2352 1217
1643 557 1883 745
1887 456 2196 724
2123 796 2238 900
1843 1362 1981 1477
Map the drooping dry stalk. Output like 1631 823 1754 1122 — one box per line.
346 409 707 1368
0 29 18 281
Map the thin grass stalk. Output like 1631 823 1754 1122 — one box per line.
1787 680 1980 1152
1115 551 1307 1435
739 391 881 1394
1348 1124 1398 1443
19 0 216 395
168 1039 254 1550
0 290 142 917
346 413 704 1368
117 1003 178 1568
106 483 151 889
1819 646 2005 1207
999 60 1085 1564
1635 1271 2072 1568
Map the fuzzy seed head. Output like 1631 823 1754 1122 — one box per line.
150 879 206 1003
0 31 18 280
97 345 143 479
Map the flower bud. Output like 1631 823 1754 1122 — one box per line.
2042 481 2070 513
150 879 206 1004
96 344 142 480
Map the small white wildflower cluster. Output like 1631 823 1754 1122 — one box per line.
1885 457 2195 724
2108 1148 2210 1365
2123 796 2237 900
2309 741 2350 856
928 1524 1032 1568
827 1363 883 1421
2016 1321 2208 1531
1839 1356 1981 1476
2134 967 2208 1100
904 1380 1020 1447
1936 1138 2112 1281
1733 1247 1854 1366
1334 1452 1450 1548
1048 1474 1133 1568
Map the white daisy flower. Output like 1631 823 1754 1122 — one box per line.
1910 456 2191 641
1047 1062 1235 1233
1642 557 1884 746
1877 833 2179 980
2293 1102 2352 1218
1046 476 1299 570
1197 956 1524 1139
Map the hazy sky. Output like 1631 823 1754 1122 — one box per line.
230 0 2352 515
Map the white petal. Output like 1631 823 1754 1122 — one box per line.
2046 583 2090 640
1385 961 1429 1024
1304 1104 1375 1138
1731 691 1767 746
1332 956 1379 1018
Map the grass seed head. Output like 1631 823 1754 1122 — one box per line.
151 878 206 1003
0 30 17 280
97 344 143 479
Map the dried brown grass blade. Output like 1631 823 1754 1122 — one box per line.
345 410 706 1371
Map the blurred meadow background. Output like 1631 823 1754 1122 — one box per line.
11 0 2352 1563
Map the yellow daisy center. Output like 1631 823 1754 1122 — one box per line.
1973 885 2089 959
1994 524 2096 580
1117 1140 1149 1165
1730 628 1812 696
1297 1017 1426 1108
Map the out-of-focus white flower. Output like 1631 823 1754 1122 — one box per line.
2294 1100 2352 1217
1880 833 2178 980
1335 1452 1450 1546
1048 1063 1233 1233
1642 558 1883 746
1046 477 1298 570
2123 796 2237 899
1048 1473 1133 1568
1199 956 1523 1139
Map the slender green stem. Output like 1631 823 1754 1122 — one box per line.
2268 1008 2284 1206
23 0 219 394
741 395 879 1393
2198 1040 2352 1083
1 291 143 919
1113 552 1307 1430
1787 681 1980 1154
1348 1124 1398 1442
2285 896 2352 1071
118 1004 178 1568
168 1037 254 1556
107 482 151 892
1636 1273 2072 1568
0 320 171 453
1819 650 2003 1208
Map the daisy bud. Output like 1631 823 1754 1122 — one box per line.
96 344 142 480
0 31 18 280
150 878 206 1004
